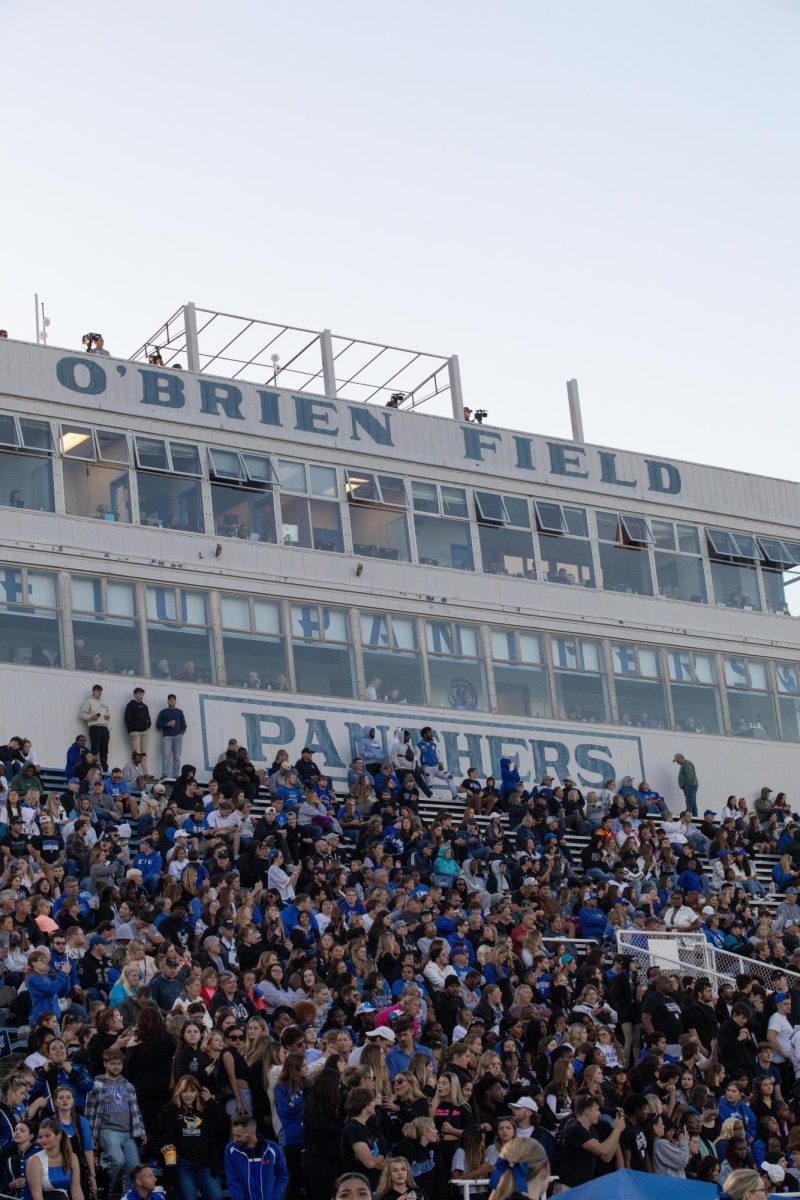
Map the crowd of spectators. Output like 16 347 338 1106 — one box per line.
0 713 799 1200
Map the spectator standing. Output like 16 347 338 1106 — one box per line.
85 1048 146 1195
224 1116 288 1200
123 689 152 769
156 694 187 780
80 684 111 771
673 753 699 817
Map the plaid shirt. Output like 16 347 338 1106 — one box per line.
84 1075 145 1142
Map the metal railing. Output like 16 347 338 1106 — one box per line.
617 929 800 989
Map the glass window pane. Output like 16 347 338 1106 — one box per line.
135 437 169 471
535 501 566 534
616 678 669 729
209 448 243 481
491 628 517 662
503 496 530 528
728 689 777 739
377 474 406 507
0 571 23 606
146 586 177 623
414 515 473 570
169 442 201 476
0 451 55 512
0 607 61 667
693 654 716 685
475 491 507 523
0 415 19 448
731 533 762 561
427 621 454 655
654 551 707 604
60 425 95 460
64 460 131 523
495 663 551 717
441 486 468 518
670 682 722 734
639 648 660 678
779 695 800 742
106 581 136 617
360 612 391 647
181 591 207 626
253 600 281 636
519 633 542 665
362 652 424 705
564 507 589 537
96 429 130 464
242 453 277 485
676 524 700 554
350 505 410 562
599 543 653 596
411 480 438 513
147 627 214 684
309 465 337 497
554 671 609 723
19 419 53 453
27 572 57 608
596 511 621 541
211 484 277 543
346 471 379 503
291 605 322 641
580 639 602 672
392 617 416 651
621 514 654 545
551 636 580 671
478 525 536 577
710 561 761 611
612 643 639 676
137 474 204 532
776 664 800 695
293 643 354 698
428 658 487 711
539 532 595 588
279 460 306 492
221 594 251 631
707 528 737 557
309 499 344 553
456 624 479 658
322 608 349 643
73 615 140 675
652 520 676 551
72 576 102 613
223 633 288 691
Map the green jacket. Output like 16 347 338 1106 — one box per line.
678 759 698 788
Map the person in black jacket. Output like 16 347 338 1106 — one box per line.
123 688 151 766
302 1059 344 1200
153 1075 228 1199
718 1003 758 1075
604 955 640 1066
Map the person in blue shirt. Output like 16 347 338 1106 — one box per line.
385 1017 433 1078
64 737 89 780
275 773 304 808
577 891 608 940
499 757 521 800
224 1118 287 1200
132 839 163 896
355 727 383 775
677 855 707 896
124 1165 166 1200
718 1080 757 1140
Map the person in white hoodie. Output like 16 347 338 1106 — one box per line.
389 729 431 797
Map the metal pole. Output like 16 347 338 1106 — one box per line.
34 293 40 344
184 301 200 373
320 328 337 397
567 378 584 443
448 355 465 420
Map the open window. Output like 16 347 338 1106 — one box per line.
707 527 762 610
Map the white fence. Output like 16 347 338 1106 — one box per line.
616 929 800 990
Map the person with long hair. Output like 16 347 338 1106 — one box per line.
123 1006 177 1130
172 1022 212 1086
53 1086 96 1200
486 1137 549 1200
432 1072 471 1175
302 1060 344 1200
274 1053 306 1200
153 1074 228 1200
4 1119 35 1194
25 1118 83 1200
390 1117 439 1198
340 1087 386 1188
376 1157 416 1200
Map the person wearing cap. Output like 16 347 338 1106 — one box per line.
773 886 800 935
78 934 113 1002
509 1096 538 1137
673 753 699 816
577 890 607 941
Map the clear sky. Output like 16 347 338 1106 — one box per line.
4 0 799 478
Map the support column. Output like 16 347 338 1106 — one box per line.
184 301 200 373
448 355 464 420
320 328 337 397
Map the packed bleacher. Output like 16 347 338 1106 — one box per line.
0 704 799 1200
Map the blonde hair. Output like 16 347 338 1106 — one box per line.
401 1116 436 1141
722 1170 762 1200
488 1138 549 1200
376 1158 413 1200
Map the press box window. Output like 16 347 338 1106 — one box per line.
667 650 722 735
278 460 343 553
411 482 474 570
776 663 800 742
424 619 487 710
724 655 778 740
651 519 707 604
71 575 141 675
0 569 61 668
490 627 550 718
536 503 594 587
597 511 654 596
346 471 410 562
220 594 288 690
360 611 424 704
475 491 535 578
759 537 800 617
209 448 278 544
145 587 214 683
61 424 132 522
612 642 669 730
0 413 55 514
135 437 204 532
290 604 354 698
551 635 609 723
706 527 762 611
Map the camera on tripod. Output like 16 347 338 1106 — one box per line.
82 332 103 353
473 408 488 424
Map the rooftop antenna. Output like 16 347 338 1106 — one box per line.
269 352 281 386
566 378 584 443
34 294 50 345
